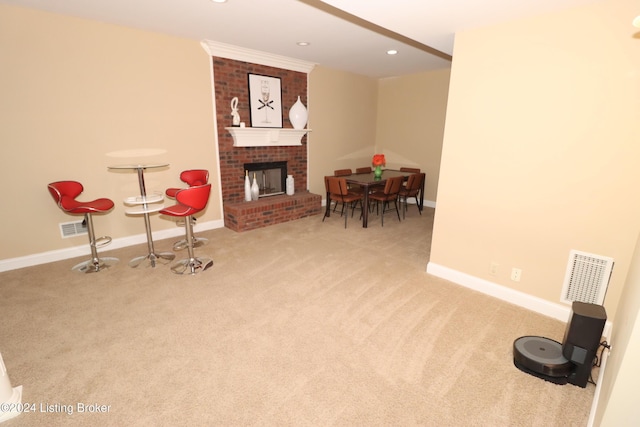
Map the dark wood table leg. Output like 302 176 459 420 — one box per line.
362 184 370 228
325 191 331 218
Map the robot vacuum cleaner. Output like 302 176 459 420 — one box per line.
513 302 608 388
513 336 574 384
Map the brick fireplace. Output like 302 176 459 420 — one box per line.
211 55 322 232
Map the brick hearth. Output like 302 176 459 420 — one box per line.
224 192 322 232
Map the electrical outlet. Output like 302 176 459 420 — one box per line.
511 268 522 282
490 262 499 276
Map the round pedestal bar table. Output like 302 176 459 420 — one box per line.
108 163 175 268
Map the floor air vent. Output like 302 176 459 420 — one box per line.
560 250 613 305
59 220 87 238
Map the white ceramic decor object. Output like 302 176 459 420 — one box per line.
231 97 240 126
0 352 22 423
289 96 308 130
286 175 294 195
244 170 251 202
251 173 259 201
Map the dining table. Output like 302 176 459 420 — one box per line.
326 169 424 228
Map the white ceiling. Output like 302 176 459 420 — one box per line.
2 0 601 78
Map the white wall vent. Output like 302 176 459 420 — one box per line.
560 250 614 305
59 220 87 238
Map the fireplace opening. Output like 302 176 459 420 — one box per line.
244 161 287 198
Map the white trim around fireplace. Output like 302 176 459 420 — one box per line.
225 127 310 147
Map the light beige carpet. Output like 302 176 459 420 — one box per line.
1 206 595 426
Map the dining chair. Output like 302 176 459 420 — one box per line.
334 168 364 198
399 167 421 173
323 176 363 228
398 173 425 218
368 176 403 226
355 167 372 173
399 167 422 197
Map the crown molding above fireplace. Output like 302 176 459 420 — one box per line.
201 40 316 73
225 127 310 147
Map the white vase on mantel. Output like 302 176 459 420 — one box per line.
289 96 308 130
250 173 260 201
244 170 252 202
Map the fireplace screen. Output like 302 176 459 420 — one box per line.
244 161 287 198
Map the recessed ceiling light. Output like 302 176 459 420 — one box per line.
297 42 310 46
211 0 227 3
387 49 398 55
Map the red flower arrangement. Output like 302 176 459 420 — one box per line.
372 154 386 167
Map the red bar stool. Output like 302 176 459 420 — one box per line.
165 169 209 251
165 169 209 199
47 181 119 273
160 184 213 275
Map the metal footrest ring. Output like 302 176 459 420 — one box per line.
95 236 112 248
172 237 209 251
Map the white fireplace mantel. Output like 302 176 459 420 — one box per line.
225 127 310 147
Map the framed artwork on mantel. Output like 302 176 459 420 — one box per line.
248 73 283 128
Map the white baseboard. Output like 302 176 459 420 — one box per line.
0 219 225 273
425 262 612 338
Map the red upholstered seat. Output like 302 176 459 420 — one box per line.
161 184 210 217
160 184 213 275
166 169 209 198
165 170 210 251
47 180 118 273
48 181 114 214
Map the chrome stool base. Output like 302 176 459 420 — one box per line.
170 257 213 275
129 252 175 268
75 217 117 273
72 256 119 274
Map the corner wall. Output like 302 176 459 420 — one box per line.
375 69 450 205
430 0 640 324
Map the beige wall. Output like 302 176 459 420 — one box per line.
0 4 220 260
430 0 640 427
376 69 450 204
307 65 378 196
432 1 640 422
431 0 640 322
